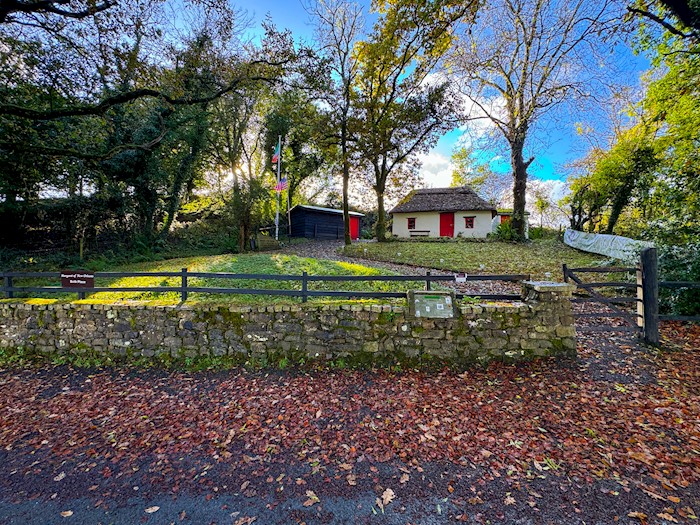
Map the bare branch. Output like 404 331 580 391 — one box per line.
0 0 115 24
627 6 696 39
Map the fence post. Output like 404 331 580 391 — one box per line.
562 264 569 283
181 267 188 303
301 271 308 303
5 274 13 299
426 270 431 291
638 247 659 345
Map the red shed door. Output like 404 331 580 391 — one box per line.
349 216 360 240
439 212 454 237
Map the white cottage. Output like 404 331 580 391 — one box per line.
389 187 496 239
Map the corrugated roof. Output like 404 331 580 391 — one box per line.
389 186 496 214
291 204 364 217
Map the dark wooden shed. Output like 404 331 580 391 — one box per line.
289 205 364 240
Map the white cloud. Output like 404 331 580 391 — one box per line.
417 151 453 188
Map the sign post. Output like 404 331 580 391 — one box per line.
60 270 94 300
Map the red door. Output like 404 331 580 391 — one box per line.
349 216 360 240
439 212 454 237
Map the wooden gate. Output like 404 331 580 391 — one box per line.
562 264 641 334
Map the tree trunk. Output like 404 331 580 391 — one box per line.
510 138 532 240
158 114 207 241
605 178 635 234
375 186 387 242
341 120 351 246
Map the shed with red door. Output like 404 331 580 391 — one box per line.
389 186 496 239
289 205 364 241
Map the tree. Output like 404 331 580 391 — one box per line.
0 2 297 160
308 0 364 246
563 129 658 234
450 0 622 239
534 192 550 229
264 90 327 210
353 0 477 241
450 145 510 206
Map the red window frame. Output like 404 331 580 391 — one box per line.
464 216 475 228
407 217 416 229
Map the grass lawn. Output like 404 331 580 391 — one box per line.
343 238 607 279
3 253 405 305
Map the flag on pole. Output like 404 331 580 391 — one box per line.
272 143 280 164
275 176 288 192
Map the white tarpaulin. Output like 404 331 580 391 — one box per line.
564 229 654 262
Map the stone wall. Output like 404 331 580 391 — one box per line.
0 282 577 368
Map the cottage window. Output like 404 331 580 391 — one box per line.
407 217 416 229
464 216 475 228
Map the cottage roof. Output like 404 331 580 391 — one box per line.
290 204 364 217
389 186 496 214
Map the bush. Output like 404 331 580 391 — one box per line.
492 220 518 241
658 242 700 316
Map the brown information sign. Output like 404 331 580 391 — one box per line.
60 271 95 288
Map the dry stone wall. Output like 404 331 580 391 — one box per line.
0 282 577 368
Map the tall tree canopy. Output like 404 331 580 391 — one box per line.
353 0 477 241
449 0 622 239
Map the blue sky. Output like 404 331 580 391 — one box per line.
232 0 650 188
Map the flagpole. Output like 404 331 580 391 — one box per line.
287 182 291 236
275 135 281 241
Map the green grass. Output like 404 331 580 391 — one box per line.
2 253 407 305
343 238 607 279
1 238 608 305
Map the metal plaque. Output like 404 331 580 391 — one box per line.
407 290 457 319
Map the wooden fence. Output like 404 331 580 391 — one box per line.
564 247 700 344
0 270 529 303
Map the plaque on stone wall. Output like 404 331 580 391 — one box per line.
407 290 457 319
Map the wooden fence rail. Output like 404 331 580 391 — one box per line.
0 270 530 304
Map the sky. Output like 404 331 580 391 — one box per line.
231 0 650 194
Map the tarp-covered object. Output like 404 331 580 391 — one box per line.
564 229 654 262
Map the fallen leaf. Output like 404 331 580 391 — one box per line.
60 511 73 518
303 490 320 507
400 473 409 484
668 495 681 503
381 488 396 507
346 473 357 486
657 512 678 523
233 518 257 525
628 511 647 521
504 495 516 506
54 472 66 482
144 506 160 514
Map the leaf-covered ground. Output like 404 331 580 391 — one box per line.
0 323 698 524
